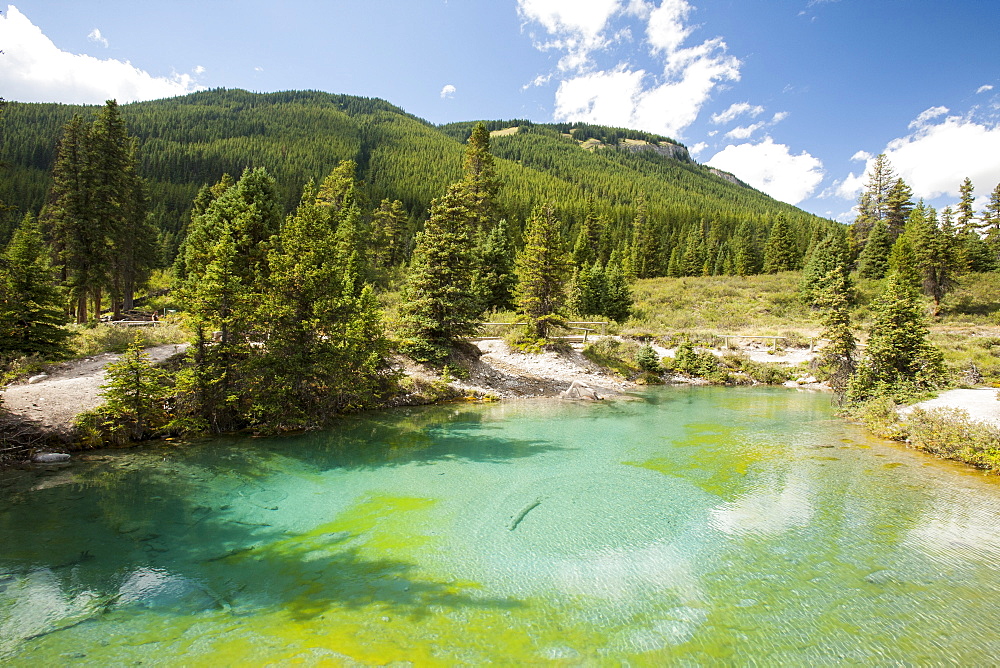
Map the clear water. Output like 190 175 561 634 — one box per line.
2 386 1000 665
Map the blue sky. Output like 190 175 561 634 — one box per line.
2 1 999 222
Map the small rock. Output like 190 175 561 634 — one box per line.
27 373 49 384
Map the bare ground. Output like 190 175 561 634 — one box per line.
2 344 189 435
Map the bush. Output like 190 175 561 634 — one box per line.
582 338 641 377
906 407 1000 471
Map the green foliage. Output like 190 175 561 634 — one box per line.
1 91 832 277
582 337 642 377
856 220 891 279
635 344 662 373
847 271 945 404
800 231 851 308
475 219 516 312
0 213 70 358
905 407 1000 472
400 182 482 362
252 185 392 430
515 204 572 339
668 338 726 380
43 101 154 321
762 215 800 273
87 336 172 443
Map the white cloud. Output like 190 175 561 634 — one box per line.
646 0 693 54
886 114 1000 199
254 66 264 72
724 121 765 139
710 101 764 125
976 84 994 94
0 6 203 104
689 141 708 157
850 150 871 162
194 65 206 75
909 105 948 129
440 84 456 99
517 0 621 70
707 137 824 205
87 28 108 48
771 111 788 123
522 0 741 138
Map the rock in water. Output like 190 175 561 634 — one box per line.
559 380 602 400
32 452 71 463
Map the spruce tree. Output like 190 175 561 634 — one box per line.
908 204 960 315
96 336 170 442
801 231 852 307
981 182 1000 262
254 182 390 429
475 219 516 312
850 153 896 253
400 182 482 362
956 177 976 233
461 122 500 235
856 219 891 279
515 204 572 339
762 215 799 273
847 267 944 403
0 214 69 357
884 178 914 241
814 264 856 399
370 198 409 272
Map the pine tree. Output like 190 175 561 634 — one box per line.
981 182 1000 262
630 201 660 278
908 204 960 315
762 216 799 273
400 182 482 362
0 214 69 357
95 335 170 442
515 204 572 339
316 159 364 218
814 264 856 399
732 222 761 276
602 262 634 323
856 219 891 279
461 122 500 234
847 266 944 403
850 153 896 253
44 101 153 321
956 177 976 233
884 178 914 241
801 231 852 307
177 168 282 431
370 198 409 272
253 182 390 429
475 219 516 312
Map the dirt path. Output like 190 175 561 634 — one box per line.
2 344 188 434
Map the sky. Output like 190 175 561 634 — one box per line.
2 0 999 222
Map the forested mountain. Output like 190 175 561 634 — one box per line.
0 88 833 267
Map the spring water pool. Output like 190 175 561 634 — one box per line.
2 386 999 664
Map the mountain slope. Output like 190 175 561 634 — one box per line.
0 88 833 264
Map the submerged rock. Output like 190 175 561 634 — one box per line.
32 452 70 464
